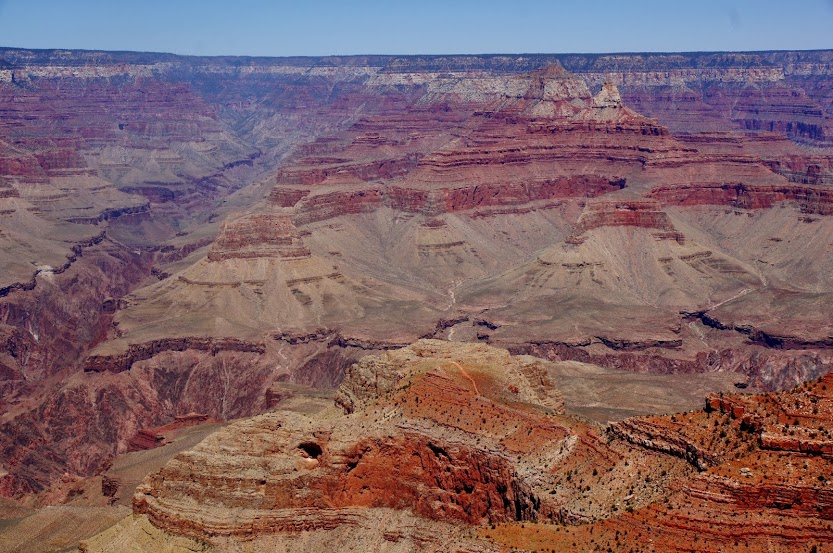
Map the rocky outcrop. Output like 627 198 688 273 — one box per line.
567 200 685 244
515 331 833 392
335 339 563 415
650 181 833 215
277 155 421 186
685 469 833 518
207 213 310 261
128 413 216 451
488 372 833 552
608 418 719 470
84 337 266 373
128 429 164 451
762 154 833 186
129 341 578 544
291 187 385 224
287 175 626 224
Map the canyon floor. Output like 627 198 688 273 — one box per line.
1 47 833 551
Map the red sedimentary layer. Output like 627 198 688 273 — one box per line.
762 154 833 185
285 176 625 224
608 418 719 470
489 373 833 552
276 155 421 186
684 460 833 517
649 181 833 215
127 429 164 451
626 375 833 543
128 413 218 452
269 187 311 207
567 200 685 244
526 117 669 137
131 342 579 541
207 213 310 261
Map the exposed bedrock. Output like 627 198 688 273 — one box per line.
491 372 833 552
567 199 684 244
281 175 626 224
762 155 833 185
0 237 151 385
134 430 548 538
276 155 422 186
650 181 833 215
83 337 267 373
0 333 384 497
608 418 719 470
684 472 833 517
0 350 270 497
129 341 579 542
514 340 833 392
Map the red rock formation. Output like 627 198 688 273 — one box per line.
3 48 833 517
127 430 164 452
285 175 625 224
105 343 679 551
208 214 310 261
487 372 833 552
567 199 685 244
127 413 217 451
650 181 833 215
127 341 701 548
608 418 720 470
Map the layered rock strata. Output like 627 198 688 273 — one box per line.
2 47 833 506
486 372 833 552
124 341 677 550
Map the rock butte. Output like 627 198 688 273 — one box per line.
0 47 832 551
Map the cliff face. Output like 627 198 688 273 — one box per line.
77 344 833 553
121 341 676 550
486 371 833 552
2 47 833 504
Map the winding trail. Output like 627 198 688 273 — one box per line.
451 361 480 396
710 287 752 310
443 279 462 311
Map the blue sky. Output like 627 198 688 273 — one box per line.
0 0 831 56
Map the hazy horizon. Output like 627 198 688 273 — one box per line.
0 0 831 58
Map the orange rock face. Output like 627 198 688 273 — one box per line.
486 373 833 552
117 344 833 552
129 341 680 548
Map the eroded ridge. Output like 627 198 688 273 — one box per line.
124 341 677 551
487 373 833 552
